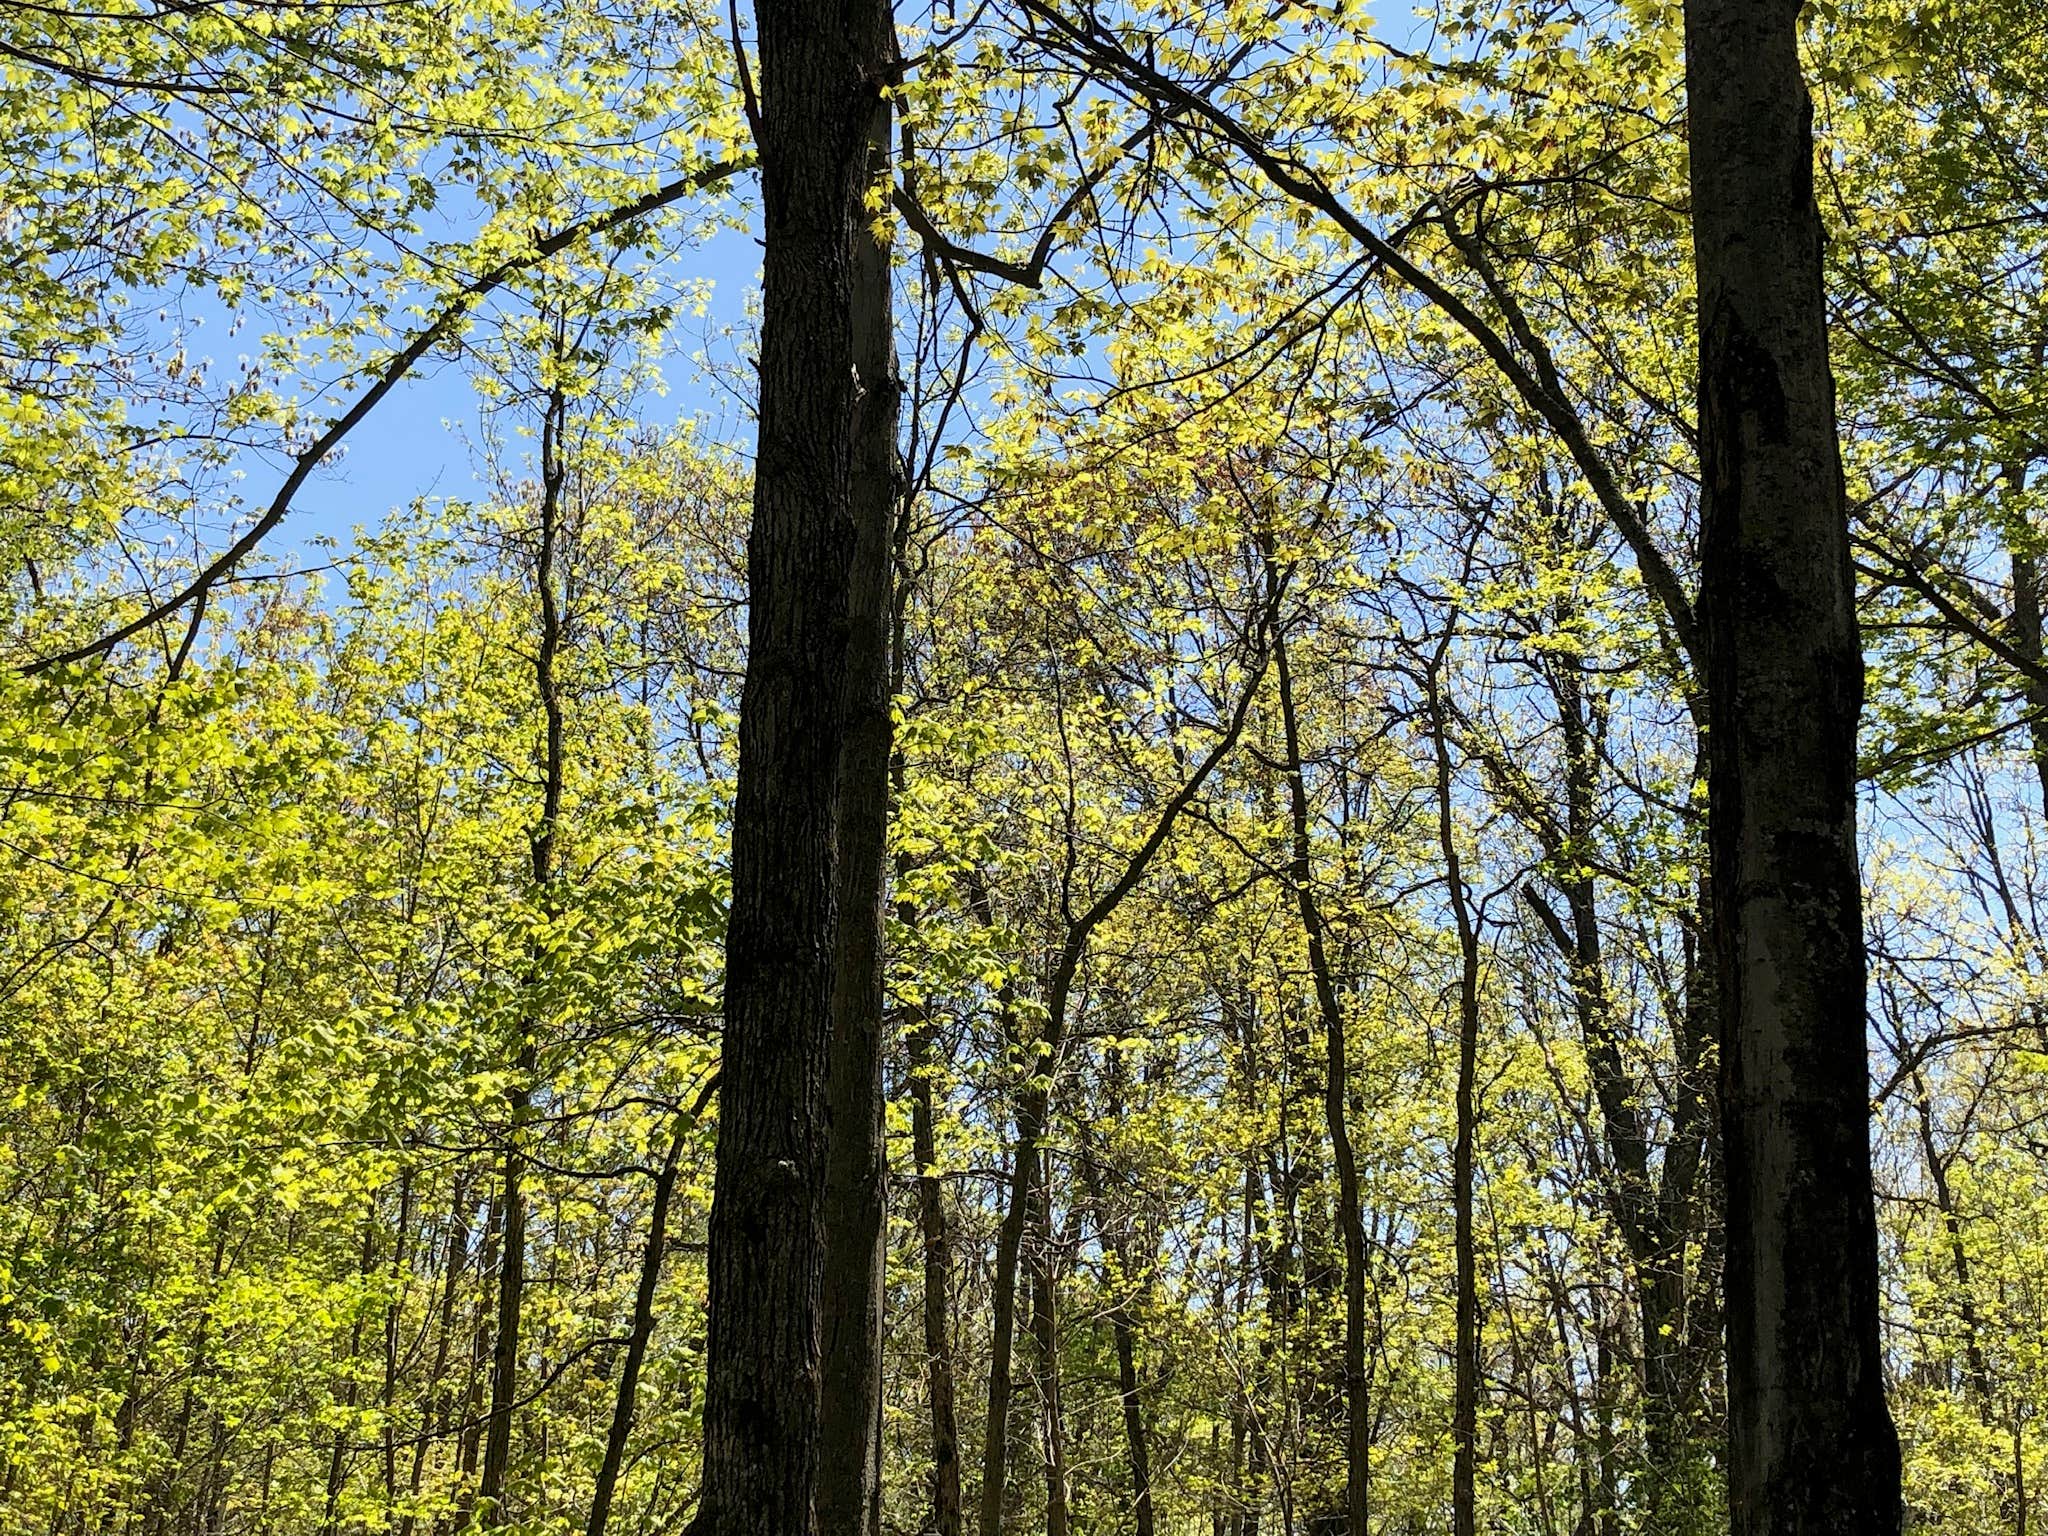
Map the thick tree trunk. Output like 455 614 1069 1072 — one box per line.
687 0 888 1525
1271 614 1369 1536
1684 0 1902 1528
817 69 898 1536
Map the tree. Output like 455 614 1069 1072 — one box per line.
686 0 895 1531
1684 0 1903 1527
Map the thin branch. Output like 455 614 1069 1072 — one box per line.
25 157 748 675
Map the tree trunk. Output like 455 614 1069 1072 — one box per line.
321 1215 380 1536
481 379 569 1528
587 1113 690 1536
448 1190 500 1534
1684 0 1902 1526
400 1174 471 1536
1271 609 1369 1536
909 1000 965 1536
382 1169 415 1512
2000 465 2048 822
1029 1198 1069 1536
1078 1071 1154 1536
1424 647 1481 1536
477 1117 527 1525
817 65 899 1536
1521 646 1713 1520
687 0 889 1523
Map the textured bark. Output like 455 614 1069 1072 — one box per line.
1684 0 1902 1528
817 69 899 1536
686 0 886 1525
1272 616 1369 1536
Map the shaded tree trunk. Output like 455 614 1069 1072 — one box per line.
1517 646 1714 1522
480 378 569 1528
400 1173 471 1536
446 1190 500 1534
1271 603 1369 1536
1030 1191 1070 1536
1684 0 1902 1527
686 0 890 1525
817 62 899 1536
908 998 964 1536
1423 644 1481 1536
382 1169 414 1512
587 1106 694 1536
2000 464 2048 822
321 1215 380 1536
1078 1062 1155 1536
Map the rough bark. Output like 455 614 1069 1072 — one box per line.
1684 0 1903 1527
817 66 899 1536
686 0 888 1525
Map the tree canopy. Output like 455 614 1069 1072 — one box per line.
2 0 2043 1531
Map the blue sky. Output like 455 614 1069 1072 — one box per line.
272 220 762 561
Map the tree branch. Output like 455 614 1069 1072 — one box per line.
25 157 748 675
